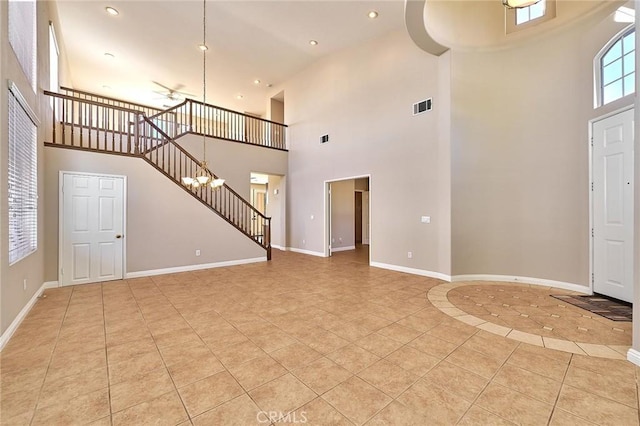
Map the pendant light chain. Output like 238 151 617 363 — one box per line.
202 0 207 163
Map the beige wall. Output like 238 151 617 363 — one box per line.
266 174 286 249
451 7 632 286
279 29 451 275
177 134 287 200
43 148 266 280
0 1 60 335
330 179 355 250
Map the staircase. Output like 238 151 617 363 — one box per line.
45 90 284 260
60 87 287 150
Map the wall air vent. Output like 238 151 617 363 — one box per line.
320 134 329 144
413 98 432 115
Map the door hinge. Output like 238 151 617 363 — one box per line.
60 268 63 276
591 228 594 238
590 137 594 147
591 273 594 284
591 182 593 191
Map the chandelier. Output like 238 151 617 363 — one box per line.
502 0 541 8
181 0 225 189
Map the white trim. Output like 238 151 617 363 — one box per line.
371 261 451 282
271 244 286 251
588 105 634 297
332 245 356 252
288 247 326 257
451 274 590 294
7 80 39 125
627 348 640 366
59 171 128 286
0 281 57 351
125 257 267 278
324 174 372 259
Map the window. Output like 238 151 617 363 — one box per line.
516 0 546 25
505 0 556 34
49 23 59 93
598 28 635 106
8 0 37 90
8 83 38 265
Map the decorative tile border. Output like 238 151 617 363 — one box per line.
427 281 629 360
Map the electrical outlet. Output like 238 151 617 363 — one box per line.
407 252 413 259
338 237 342 242
23 279 27 291
302 239 306 246
195 250 201 256
332 238 335 243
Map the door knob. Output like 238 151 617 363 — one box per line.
116 234 123 239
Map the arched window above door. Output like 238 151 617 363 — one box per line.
596 27 635 107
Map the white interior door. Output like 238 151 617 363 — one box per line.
592 109 634 302
61 173 125 286
362 191 370 245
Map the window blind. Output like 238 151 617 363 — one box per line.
8 86 38 265
8 0 37 90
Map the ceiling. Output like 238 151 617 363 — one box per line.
54 0 406 116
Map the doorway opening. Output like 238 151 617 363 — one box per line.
325 175 370 263
250 172 286 250
590 107 634 303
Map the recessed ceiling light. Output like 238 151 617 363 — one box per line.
368 10 379 19
198 44 208 51
105 7 119 16
104 52 115 59
309 40 318 46
236 95 244 100
266 83 273 88
254 79 261 85
102 85 112 90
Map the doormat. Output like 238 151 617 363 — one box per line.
551 294 632 322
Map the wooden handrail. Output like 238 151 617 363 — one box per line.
45 91 272 257
51 88 288 150
60 86 163 115
140 115 270 222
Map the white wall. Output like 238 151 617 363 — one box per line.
280 29 451 275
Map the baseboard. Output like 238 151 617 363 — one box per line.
627 348 640 366
271 244 286 251
125 257 267 278
288 247 327 257
332 246 356 252
451 274 590 294
370 261 451 282
0 281 57 351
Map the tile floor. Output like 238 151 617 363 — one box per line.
1 248 639 425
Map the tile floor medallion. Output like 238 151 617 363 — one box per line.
1 248 639 425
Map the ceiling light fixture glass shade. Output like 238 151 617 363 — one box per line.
502 0 540 8
181 160 225 188
182 0 225 191
105 6 119 15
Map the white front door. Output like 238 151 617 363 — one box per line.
592 109 634 302
61 173 125 286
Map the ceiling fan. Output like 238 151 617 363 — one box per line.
151 80 195 106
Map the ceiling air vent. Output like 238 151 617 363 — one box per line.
320 134 329 144
413 98 432 115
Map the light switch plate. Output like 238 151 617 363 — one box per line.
421 216 431 223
